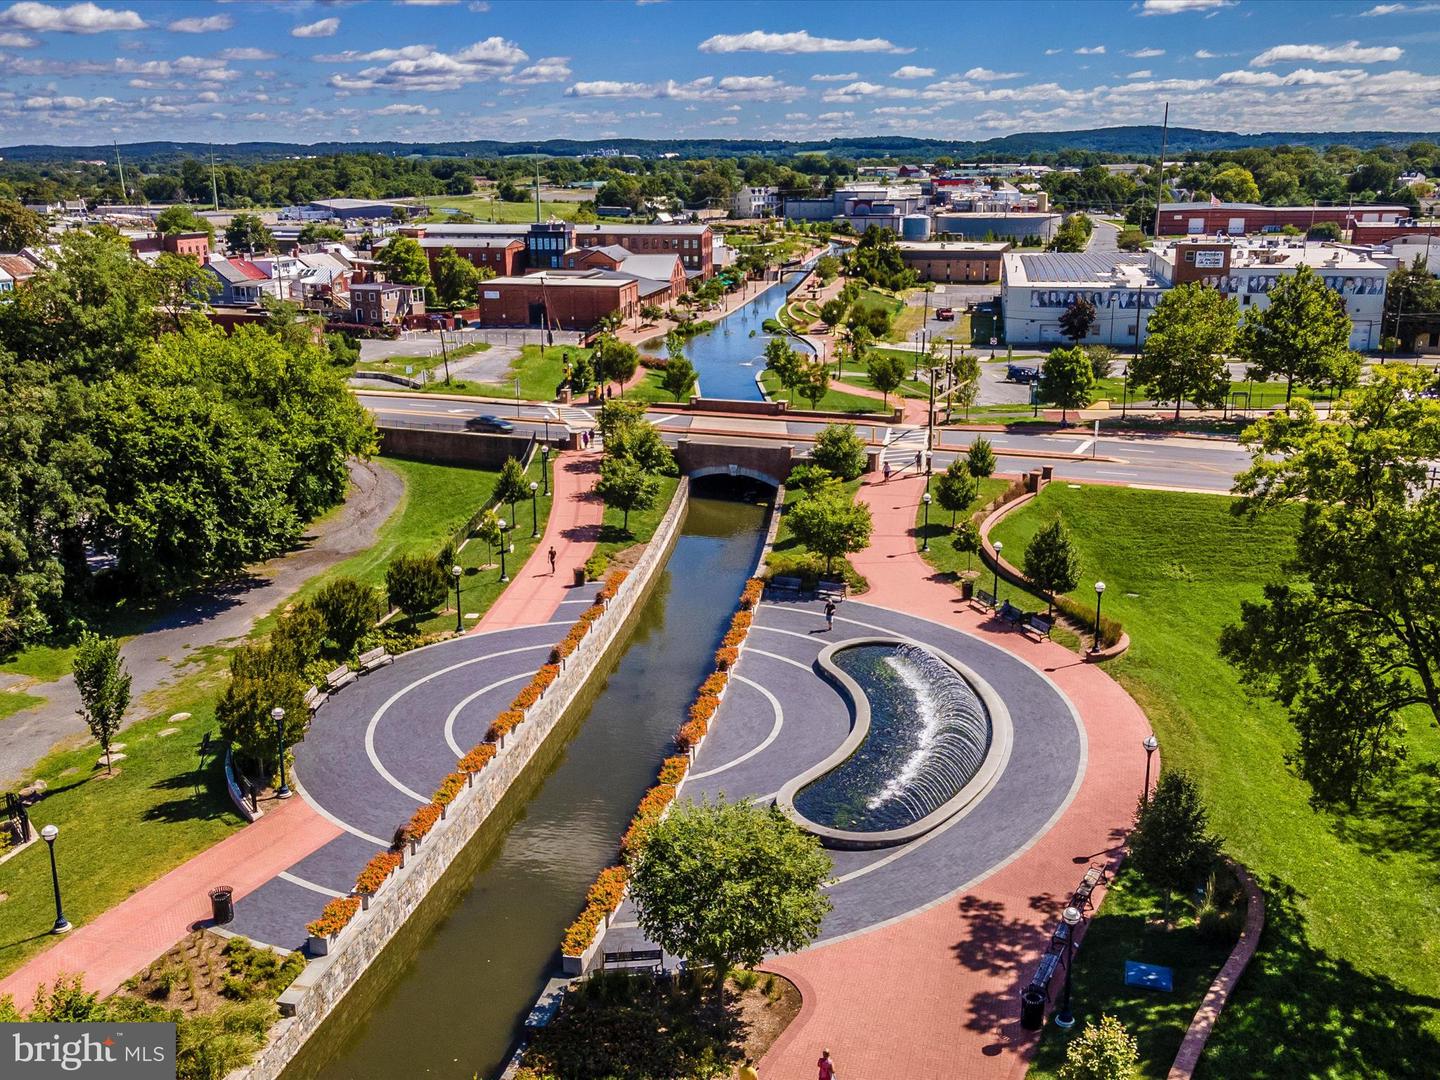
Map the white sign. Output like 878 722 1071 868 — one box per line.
483 290 501 299
1194 251 1225 269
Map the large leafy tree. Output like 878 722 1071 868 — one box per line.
155 204 215 241
494 456 529 523
810 423 866 481
659 355 698 401
1384 257 1440 351
1237 265 1352 401
934 460 978 528
431 245 484 308
788 483 873 575
629 798 832 997
966 436 996 480
0 198 46 251
385 554 448 629
595 456 660 533
1127 769 1222 922
594 334 640 395
1130 283 1238 420
797 357 831 411
224 213 275 255
377 234 433 300
866 352 907 406
764 336 803 403
1041 345 1096 426
1220 366 1440 805
1059 297 1098 343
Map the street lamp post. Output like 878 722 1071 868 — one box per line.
1091 581 1107 653
498 519 509 582
1143 734 1159 805
452 565 463 634
1121 366 1129 419
541 444 550 496
529 480 540 537
992 540 1004 604
921 492 932 552
272 706 291 799
1054 905 1083 1029
41 825 70 934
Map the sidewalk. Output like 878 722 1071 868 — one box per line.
475 449 605 632
0 795 340 1006
759 472 1154 1080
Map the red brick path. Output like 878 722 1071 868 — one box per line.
759 471 1155 1080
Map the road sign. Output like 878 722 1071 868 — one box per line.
989 337 998 346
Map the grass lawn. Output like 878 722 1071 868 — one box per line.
626 369 691 406
420 196 604 224
462 343 587 402
354 340 490 380
767 477 869 591
591 474 682 566
990 484 1440 1079
758 369 890 416
0 688 45 722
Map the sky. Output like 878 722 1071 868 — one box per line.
0 0 1438 148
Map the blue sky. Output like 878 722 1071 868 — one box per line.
0 0 1438 147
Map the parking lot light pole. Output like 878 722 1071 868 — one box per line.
1143 735 1159 805
529 481 540 537
921 492 932 552
452 565 463 633
1054 905 1082 1029
498 520 509 582
272 707 291 799
1091 581 1107 653
992 541 1003 603
41 825 70 934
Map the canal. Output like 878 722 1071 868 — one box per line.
284 480 770 1080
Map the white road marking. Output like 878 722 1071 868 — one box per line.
278 871 347 899
686 670 788 782
1071 439 1094 456
443 671 534 758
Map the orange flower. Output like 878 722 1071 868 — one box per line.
689 695 719 724
675 717 708 750
487 710 524 742
354 851 402 896
700 672 727 697
714 646 739 670
433 771 468 807
405 802 442 843
656 754 689 785
459 743 496 774
306 896 360 938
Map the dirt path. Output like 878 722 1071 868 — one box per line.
0 459 405 787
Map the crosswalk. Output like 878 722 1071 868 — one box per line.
550 404 596 431
880 426 928 474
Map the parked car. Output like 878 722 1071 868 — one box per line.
1006 364 1042 384
464 414 516 433
935 308 955 321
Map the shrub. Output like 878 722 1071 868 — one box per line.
714 646 739 670
635 783 677 823
1053 593 1124 648
459 743 497 773
405 803 442 844
730 610 753 634
738 578 764 611
676 717 708 750
386 554 449 628
657 754 690 785
699 672 727 697
512 682 543 711
306 896 360 939
722 627 746 648
355 851 402 896
487 710 524 742
810 423 867 481
583 553 609 581
433 771 469 807
689 695 719 724
1058 1014 1140 1080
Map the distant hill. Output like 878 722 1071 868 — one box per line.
3 127 1437 164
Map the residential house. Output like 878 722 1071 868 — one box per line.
203 256 280 306
350 281 426 327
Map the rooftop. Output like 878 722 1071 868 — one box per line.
1004 251 1157 289
899 241 1011 253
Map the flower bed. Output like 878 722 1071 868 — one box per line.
405 802 442 845
459 743 497 774
355 851 403 896
306 896 360 939
433 771 469 807
675 717 708 751
714 646 739 671
739 577 764 611
699 672 727 697
561 865 629 956
656 754 690 786
487 710 524 743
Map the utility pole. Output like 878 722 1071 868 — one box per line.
1152 102 1169 241
534 160 541 224
210 146 220 212
114 141 128 203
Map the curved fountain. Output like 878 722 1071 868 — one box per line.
777 637 1013 850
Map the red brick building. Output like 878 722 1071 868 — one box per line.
130 230 210 261
1158 202 1408 237
572 224 713 278
475 271 639 330
571 247 688 304
1351 221 1440 246
418 236 524 277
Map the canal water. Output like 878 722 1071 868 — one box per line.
284 481 769 1080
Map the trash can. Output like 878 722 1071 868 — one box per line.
572 567 586 588
1020 988 1046 1031
209 886 234 925
960 579 974 601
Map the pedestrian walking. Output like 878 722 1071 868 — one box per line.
824 599 836 631
739 1057 759 1080
548 546 557 575
914 449 922 470
817 1049 836 1080
883 461 892 483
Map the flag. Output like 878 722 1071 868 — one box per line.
1210 193 1222 207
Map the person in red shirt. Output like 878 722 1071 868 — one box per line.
818 1048 836 1079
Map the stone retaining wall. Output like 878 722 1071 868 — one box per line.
230 479 691 1080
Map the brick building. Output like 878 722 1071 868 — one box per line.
130 230 210 261
1158 202 1408 237
476 271 639 330
899 241 1010 284
418 236 524 277
350 281 427 327
402 220 715 279
1351 221 1440 246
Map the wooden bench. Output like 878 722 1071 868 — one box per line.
325 665 357 692
975 588 997 609
817 579 847 600
358 647 393 674
602 948 663 974
767 576 803 598
1025 613 1054 639
304 685 328 713
998 601 1025 627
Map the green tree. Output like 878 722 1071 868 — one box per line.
495 456 529 523
949 348 981 421
797 357 831 410
788 484 873 574
629 798 832 998
297 221 345 244
595 396 648 443
819 297 849 328
595 334 640 395
1041 345 1096 426
1059 297 1098 343
1238 265 1352 401
659 355 698 401
1383 257 1440 352
595 456 660 533
811 423 867 481
1220 366 1440 805
0 198 46 251
934 460 978 528
217 641 308 776
764 336 803 403
784 463 834 494
1127 769 1222 922
431 245 483 308
1059 1015 1141 1080
311 578 384 658
224 213 274 254
953 518 980 572
1208 165 1261 203
1023 517 1081 617
966 436 997 480
377 234 433 300
1131 283 1238 420
866 352 908 406
385 554 449 629
155 204 215 241
73 632 130 773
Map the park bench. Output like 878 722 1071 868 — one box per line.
602 948 663 974
998 601 1026 628
358 646 393 674
325 665 357 693
974 588 996 609
303 686 328 713
1024 613 1054 639
817 580 847 600
767 576 803 598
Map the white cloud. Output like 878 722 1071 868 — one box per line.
810 71 858 81
1075 45 1106 55
1044 48 1063 56
820 80 914 102
1251 41 1403 66
891 65 935 79
1194 49 1218 58
219 47 275 61
565 79 650 97
565 74 802 101
22 93 117 110
817 110 853 120
0 30 36 46
168 15 231 33
1126 47 1166 58
1218 67 1372 87
1127 69 1153 78
371 103 439 115
502 56 571 84
964 67 1024 80
698 30 912 55
1139 0 1235 14
330 38 528 91
1360 2 1440 12
292 17 340 39
0 2 145 33
704 116 739 126
318 45 436 63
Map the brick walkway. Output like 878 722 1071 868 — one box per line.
0 795 340 1006
475 449 604 632
759 471 1155 1080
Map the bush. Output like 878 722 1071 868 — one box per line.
714 646 739 670
386 554 449 627
657 754 690 785
459 743 497 774
433 771 469 807
561 865 629 955
810 423 867 481
487 710 524 742
312 578 385 657
1058 1014 1140 1080
354 851 402 896
583 552 609 580
404 803 443 845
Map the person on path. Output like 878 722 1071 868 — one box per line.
817 1049 836 1080
824 599 836 631
883 461 892 483
548 546 557 575
739 1057 759 1080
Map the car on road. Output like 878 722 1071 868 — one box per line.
1006 364 1042 384
935 308 955 321
464 414 516 433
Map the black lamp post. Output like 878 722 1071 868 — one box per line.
452 564 463 633
498 519 509 582
921 491 932 552
992 540 1004 604
1121 366 1129 419
272 706 291 799
529 480 540 537
541 444 550 496
1143 734 1159 805
41 824 70 934
1091 580 1107 653
1054 904 1082 1029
